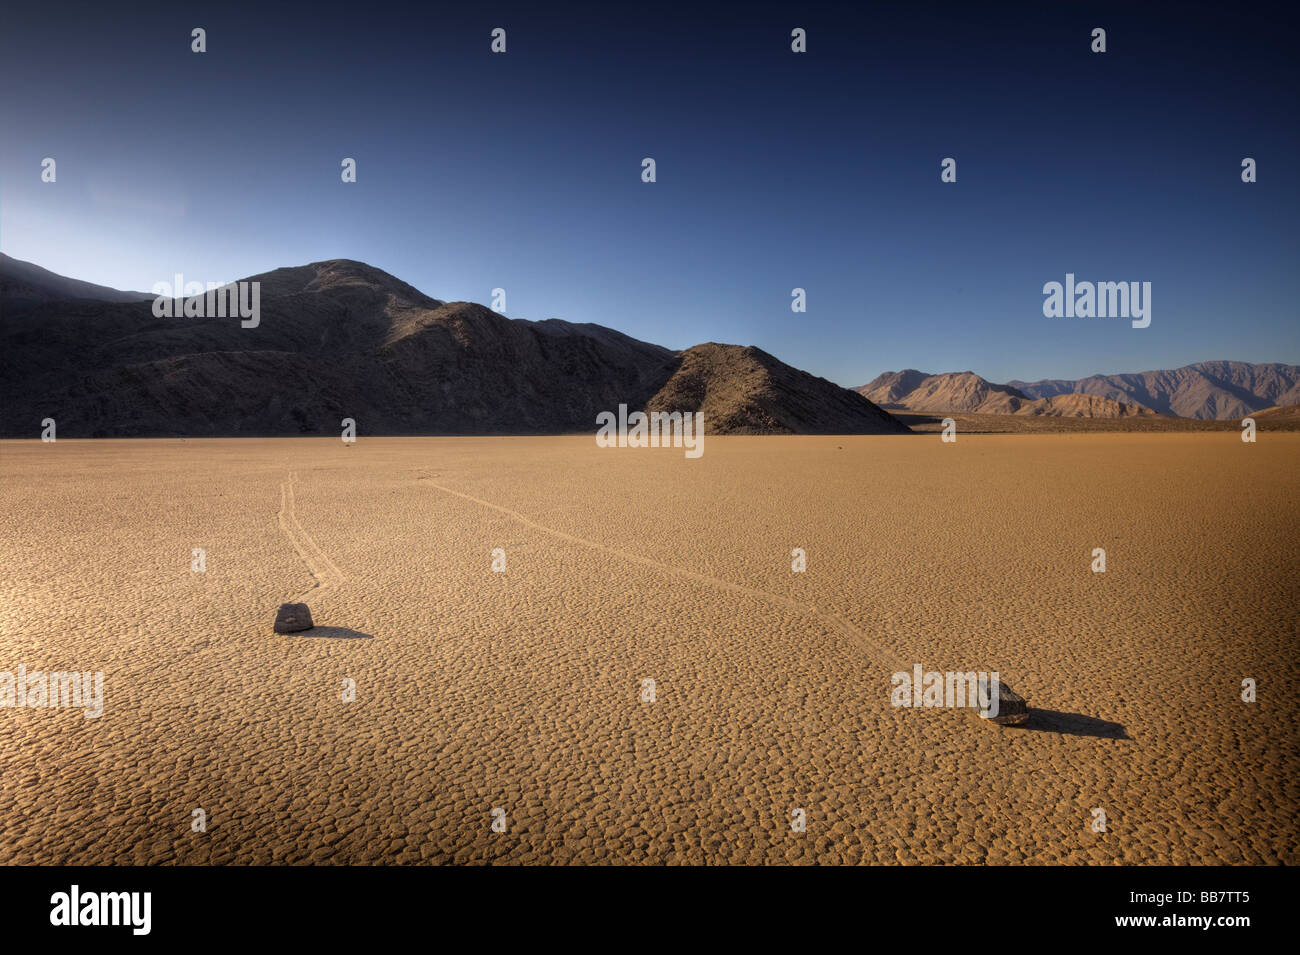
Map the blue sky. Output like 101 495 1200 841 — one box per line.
2 0 1295 386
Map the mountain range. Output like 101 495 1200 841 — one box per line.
1007 363 1300 419
5 253 1294 436
859 364 1300 420
0 254 907 438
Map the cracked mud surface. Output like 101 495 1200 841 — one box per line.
1 435 1295 864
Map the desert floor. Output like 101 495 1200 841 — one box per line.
0 435 1296 864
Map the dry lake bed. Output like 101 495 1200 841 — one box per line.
0 434 1296 864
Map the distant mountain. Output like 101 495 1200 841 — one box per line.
1012 393 1155 418
860 362 1298 420
858 370 1030 414
857 369 1154 417
0 252 152 307
1007 361 1300 420
1251 403 1300 421
858 370 1043 414
0 256 907 437
855 369 934 406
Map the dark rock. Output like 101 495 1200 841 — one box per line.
274 602 314 633
979 677 1030 725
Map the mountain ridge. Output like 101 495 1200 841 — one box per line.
861 363 1299 420
0 254 908 438
0 252 153 306
1006 361 1300 419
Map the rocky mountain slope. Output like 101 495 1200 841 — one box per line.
1007 361 1300 420
860 363 1297 420
0 255 908 437
858 370 1030 414
857 370 1153 417
1012 393 1155 417
649 343 906 434
0 253 152 307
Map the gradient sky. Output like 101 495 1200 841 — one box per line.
2 0 1296 386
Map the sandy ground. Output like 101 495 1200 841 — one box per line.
0 434 1296 865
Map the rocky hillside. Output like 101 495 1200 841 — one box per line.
650 344 908 434
858 370 1030 414
1007 361 1300 419
859 362 1296 420
0 255 908 437
1012 393 1155 417
0 252 152 308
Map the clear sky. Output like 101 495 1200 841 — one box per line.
2 0 1295 386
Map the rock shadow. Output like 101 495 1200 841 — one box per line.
295 626 374 640
1008 708 1129 740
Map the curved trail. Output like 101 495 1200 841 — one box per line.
278 471 346 602
418 475 911 673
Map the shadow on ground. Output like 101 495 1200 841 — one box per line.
1009 708 1129 739
296 626 374 640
